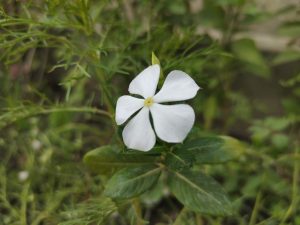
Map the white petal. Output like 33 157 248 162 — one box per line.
122 107 156 151
129 64 160 98
153 70 200 103
150 103 195 143
115 95 144 125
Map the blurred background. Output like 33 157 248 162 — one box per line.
0 0 299 224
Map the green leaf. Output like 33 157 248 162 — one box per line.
168 169 232 216
199 2 226 28
231 38 270 78
152 51 160 65
215 0 246 6
83 146 157 175
165 150 194 171
271 133 289 149
152 51 164 83
280 73 300 87
140 177 165 205
104 165 161 199
278 21 300 37
203 96 217 129
59 197 117 225
264 117 291 131
273 50 300 65
176 136 244 164
167 0 187 15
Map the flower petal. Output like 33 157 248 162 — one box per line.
122 107 156 151
150 103 195 143
129 64 160 98
153 70 200 103
115 95 144 125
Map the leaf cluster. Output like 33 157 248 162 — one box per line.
84 136 245 216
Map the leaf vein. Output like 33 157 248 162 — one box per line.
173 171 222 206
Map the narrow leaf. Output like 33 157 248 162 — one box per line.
152 51 160 65
168 169 232 216
76 63 91 78
83 146 157 175
104 165 161 199
59 197 117 225
151 51 164 82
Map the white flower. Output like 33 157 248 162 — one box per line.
115 64 200 151
31 139 42 151
18 170 29 181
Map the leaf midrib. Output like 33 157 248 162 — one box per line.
121 167 161 185
168 152 188 165
185 142 222 152
172 171 222 206
88 161 154 166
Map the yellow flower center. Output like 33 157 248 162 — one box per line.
144 97 154 107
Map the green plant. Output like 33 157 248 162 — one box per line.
0 0 299 224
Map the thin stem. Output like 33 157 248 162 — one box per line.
20 183 30 225
279 146 299 225
173 207 188 225
0 170 19 218
0 106 111 129
133 199 144 225
35 107 111 117
249 190 262 225
195 213 203 225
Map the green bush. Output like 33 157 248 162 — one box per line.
0 0 299 224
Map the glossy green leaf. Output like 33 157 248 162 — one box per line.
83 146 157 174
104 165 161 199
176 136 244 164
168 169 232 216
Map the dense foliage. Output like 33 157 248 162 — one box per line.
0 0 299 224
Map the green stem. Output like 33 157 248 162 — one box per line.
133 199 143 225
0 170 19 218
35 107 111 117
0 106 111 129
279 147 299 225
20 183 30 225
173 207 188 225
195 213 203 225
249 190 262 225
